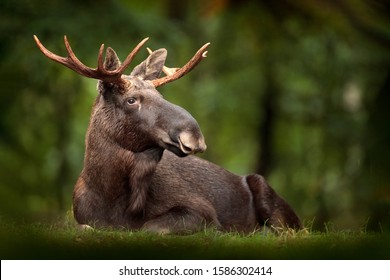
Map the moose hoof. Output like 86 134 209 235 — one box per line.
77 224 94 231
142 223 171 235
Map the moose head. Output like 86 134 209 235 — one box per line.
33 35 207 157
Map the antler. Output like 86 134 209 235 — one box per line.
33 35 149 82
150 43 210 88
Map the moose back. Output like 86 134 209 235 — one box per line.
34 36 302 234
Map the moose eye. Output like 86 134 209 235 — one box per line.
127 97 137 105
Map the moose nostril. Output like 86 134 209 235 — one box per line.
177 131 206 154
177 131 196 154
178 135 194 154
179 139 194 153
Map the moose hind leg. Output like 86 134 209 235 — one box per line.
246 174 302 231
142 207 216 235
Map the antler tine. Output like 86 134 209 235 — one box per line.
97 43 105 72
34 35 76 71
151 43 210 88
34 35 107 79
117 37 149 74
33 35 150 82
63 35 102 78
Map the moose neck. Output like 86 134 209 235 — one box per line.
83 96 164 215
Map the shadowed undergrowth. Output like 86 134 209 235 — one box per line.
1 216 389 260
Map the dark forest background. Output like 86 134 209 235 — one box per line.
1 0 389 231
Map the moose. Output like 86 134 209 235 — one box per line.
34 35 302 234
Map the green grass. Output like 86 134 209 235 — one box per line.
1 217 389 260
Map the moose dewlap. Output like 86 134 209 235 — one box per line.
34 35 302 234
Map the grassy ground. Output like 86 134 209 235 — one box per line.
1 217 389 260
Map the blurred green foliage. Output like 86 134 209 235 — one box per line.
0 0 389 231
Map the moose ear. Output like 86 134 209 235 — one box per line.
130 48 167 80
98 47 121 94
104 47 121 71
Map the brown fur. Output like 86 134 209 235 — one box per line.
68 45 303 234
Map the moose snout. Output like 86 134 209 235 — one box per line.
178 130 207 154
158 102 207 157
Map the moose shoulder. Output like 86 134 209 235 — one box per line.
34 36 302 234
